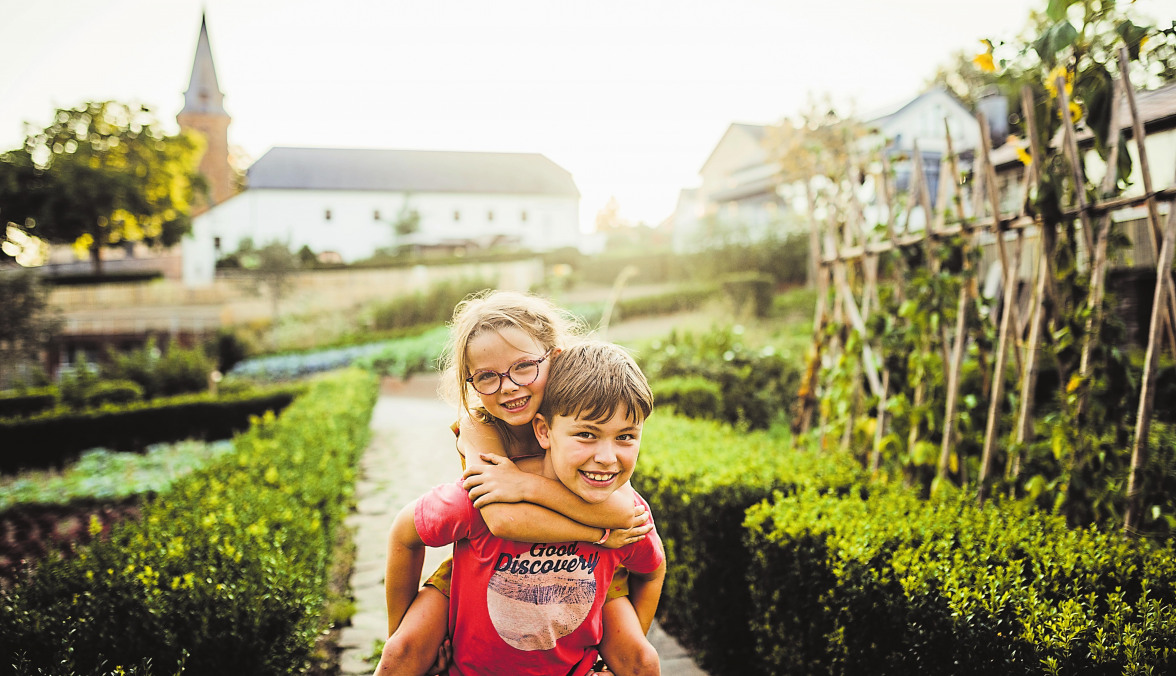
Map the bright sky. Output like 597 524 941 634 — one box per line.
2 0 1173 231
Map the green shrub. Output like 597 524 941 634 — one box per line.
0 369 378 675
639 327 802 430
651 376 722 420
0 387 58 418
83 379 143 407
57 362 101 409
743 486 1176 675
0 384 305 473
208 327 254 374
103 338 215 399
368 277 492 332
720 272 775 318
353 326 448 379
632 413 864 675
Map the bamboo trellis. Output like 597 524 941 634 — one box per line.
802 50 1176 534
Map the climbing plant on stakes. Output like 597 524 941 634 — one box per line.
793 0 1176 538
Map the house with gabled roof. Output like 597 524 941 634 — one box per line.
670 122 795 252
181 146 580 285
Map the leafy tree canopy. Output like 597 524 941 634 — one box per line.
0 101 206 273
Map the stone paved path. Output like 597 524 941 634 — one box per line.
337 374 708 675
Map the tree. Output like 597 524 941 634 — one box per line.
0 101 205 274
765 98 868 286
242 241 301 350
0 269 61 387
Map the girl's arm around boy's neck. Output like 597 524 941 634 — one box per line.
458 414 643 540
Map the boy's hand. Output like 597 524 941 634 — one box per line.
463 454 533 508
601 503 653 549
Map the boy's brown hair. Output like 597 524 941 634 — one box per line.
538 341 653 425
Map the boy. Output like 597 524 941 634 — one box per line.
378 341 665 675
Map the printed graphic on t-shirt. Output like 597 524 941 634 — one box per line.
487 542 601 650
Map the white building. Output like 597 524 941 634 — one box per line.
182 147 580 285
178 17 580 287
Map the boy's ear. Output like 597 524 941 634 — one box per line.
532 414 553 450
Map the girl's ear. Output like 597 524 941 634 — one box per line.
532 414 553 450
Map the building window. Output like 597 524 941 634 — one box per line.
325 209 332 221
520 210 528 222
487 210 495 221
454 210 461 221
213 237 221 251
373 210 381 221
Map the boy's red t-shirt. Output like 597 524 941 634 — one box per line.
415 479 664 676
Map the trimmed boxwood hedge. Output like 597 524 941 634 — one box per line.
744 486 1176 674
0 385 305 473
631 413 866 675
0 388 57 419
635 414 1176 675
0 368 378 675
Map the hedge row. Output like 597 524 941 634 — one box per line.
0 368 379 675
0 388 57 418
634 414 1176 675
632 414 866 674
0 385 305 473
744 487 1176 674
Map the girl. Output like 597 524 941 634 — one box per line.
379 290 660 676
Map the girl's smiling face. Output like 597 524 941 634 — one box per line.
465 327 553 427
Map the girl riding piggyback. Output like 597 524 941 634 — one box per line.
378 290 660 676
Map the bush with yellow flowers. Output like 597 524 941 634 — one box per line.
0 368 378 675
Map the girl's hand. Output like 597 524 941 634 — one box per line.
462 454 533 508
601 503 653 549
425 636 452 676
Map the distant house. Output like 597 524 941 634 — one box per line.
860 86 983 205
670 123 794 252
669 89 983 253
181 147 580 285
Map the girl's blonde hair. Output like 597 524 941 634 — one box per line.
439 290 585 415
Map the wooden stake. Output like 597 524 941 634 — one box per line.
1117 47 1176 359
1125 197 1176 535
936 120 978 486
871 369 890 473
1077 76 1125 408
1056 75 1097 257
1009 86 1053 482
976 111 1020 502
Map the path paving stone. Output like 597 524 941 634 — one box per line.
339 374 709 675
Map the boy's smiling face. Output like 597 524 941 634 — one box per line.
533 409 643 504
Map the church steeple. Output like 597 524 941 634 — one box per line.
178 14 233 209
181 15 227 116
177 14 232 210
